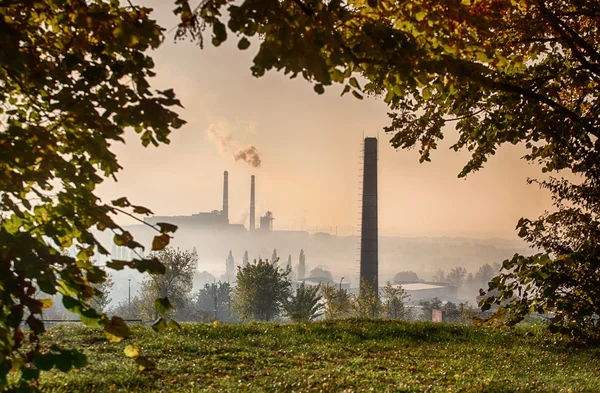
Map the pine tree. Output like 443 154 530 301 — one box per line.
271 249 278 265
243 250 249 266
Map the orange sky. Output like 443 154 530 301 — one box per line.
97 1 554 239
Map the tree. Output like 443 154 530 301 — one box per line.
1 1 184 387
271 249 279 265
140 248 196 316
354 277 382 318
446 267 467 287
381 283 411 320
174 0 600 337
321 285 352 319
474 263 500 288
283 283 323 322
419 298 443 322
393 271 419 282
287 254 292 271
308 266 333 282
225 250 235 281
233 259 291 321
432 269 446 283
192 282 232 321
298 249 306 279
243 250 249 266
90 274 115 313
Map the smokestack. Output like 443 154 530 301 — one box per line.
360 137 378 312
223 171 229 223
250 175 255 231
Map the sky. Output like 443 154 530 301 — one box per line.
97 1 554 239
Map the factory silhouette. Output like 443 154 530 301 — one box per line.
104 138 530 308
144 138 380 296
145 172 273 233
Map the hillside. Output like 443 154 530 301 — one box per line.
38 321 600 392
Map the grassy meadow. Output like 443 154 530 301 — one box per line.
38 320 600 392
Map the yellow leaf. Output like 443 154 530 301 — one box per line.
124 344 140 359
213 321 220 328
39 298 53 309
105 332 124 343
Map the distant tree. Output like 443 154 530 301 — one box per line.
321 285 352 319
432 269 446 283
140 247 196 316
192 282 232 321
381 283 410 320
243 250 249 266
233 259 291 321
474 263 499 287
271 249 279 266
287 254 292 270
393 271 419 282
419 298 443 322
466 273 474 286
90 274 115 313
226 250 235 281
446 267 467 287
309 266 333 282
298 249 306 279
354 277 382 318
284 283 323 322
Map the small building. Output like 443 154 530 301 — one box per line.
393 282 458 302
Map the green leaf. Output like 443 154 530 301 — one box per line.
132 205 153 215
154 297 172 314
238 37 250 50
135 356 156 372
156 222 178 234
111 197 130 208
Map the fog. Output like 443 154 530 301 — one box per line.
95 224 532 307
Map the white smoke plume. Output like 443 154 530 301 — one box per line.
234 146 261 168
206 122 261 168
206 123 233 154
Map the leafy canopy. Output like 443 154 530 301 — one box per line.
284 282 323 322
233 259 292 321
174 0 600 337
1 0 184 389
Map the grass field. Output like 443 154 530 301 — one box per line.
38 320 600 392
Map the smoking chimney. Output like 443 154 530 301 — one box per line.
223 171 229 223
360 137 378 312
250 175 255 231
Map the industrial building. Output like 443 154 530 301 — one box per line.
144 171 272 232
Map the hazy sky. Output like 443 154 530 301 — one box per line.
98 2 554 238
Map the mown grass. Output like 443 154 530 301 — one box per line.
38 320 600 392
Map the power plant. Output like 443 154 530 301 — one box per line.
144 171 271 232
